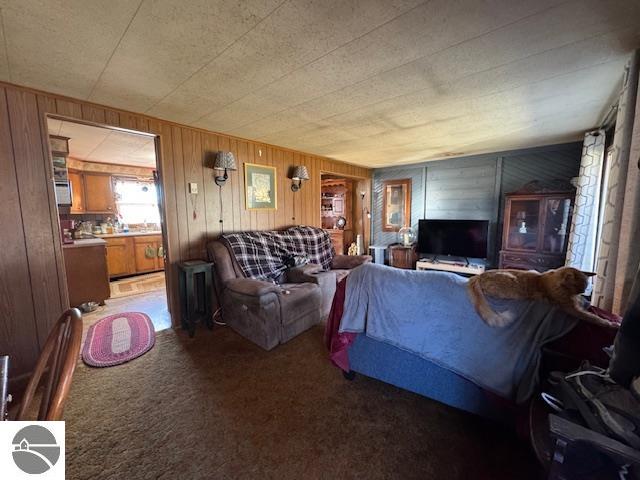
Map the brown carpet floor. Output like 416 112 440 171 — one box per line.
64 325 540 480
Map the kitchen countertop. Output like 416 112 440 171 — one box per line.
95 231 162 238
63 238 107 249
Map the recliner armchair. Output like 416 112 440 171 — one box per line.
207 239 371 350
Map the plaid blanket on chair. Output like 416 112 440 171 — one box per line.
221 226 335 281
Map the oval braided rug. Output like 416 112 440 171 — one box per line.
82 312 155 367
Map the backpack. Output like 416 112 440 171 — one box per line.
545 362 640 449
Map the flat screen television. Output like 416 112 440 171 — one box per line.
418 219 489 259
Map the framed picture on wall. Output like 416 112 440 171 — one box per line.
244 163 277 210
382 178 411 232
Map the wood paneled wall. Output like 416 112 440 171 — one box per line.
0 81 371 384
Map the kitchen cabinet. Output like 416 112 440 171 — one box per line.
134 243 158 273
104 234 164 278
83 173 116 213
134 235 163 273
68 170 85 213
105 237 135 277
50 136 69 154
63 239 110 307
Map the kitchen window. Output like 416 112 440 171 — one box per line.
113 178 160 225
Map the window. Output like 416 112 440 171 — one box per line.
114 178 160 225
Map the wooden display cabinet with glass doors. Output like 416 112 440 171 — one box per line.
499 190 575 272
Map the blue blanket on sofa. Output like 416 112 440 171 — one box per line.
339 263 577 402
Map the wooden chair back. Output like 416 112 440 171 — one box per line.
17 308 83 421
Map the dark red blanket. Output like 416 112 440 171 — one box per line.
324 278 354 371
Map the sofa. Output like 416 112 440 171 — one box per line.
325 266 620 422
207 230 371 350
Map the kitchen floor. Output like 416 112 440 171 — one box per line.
110 271 166 299
81 281 171 335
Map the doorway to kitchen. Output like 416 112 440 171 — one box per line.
47 117 170 332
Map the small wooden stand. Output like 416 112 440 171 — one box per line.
179 260 214 337
388 243 418 269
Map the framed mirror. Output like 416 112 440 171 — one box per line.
382 179 411 232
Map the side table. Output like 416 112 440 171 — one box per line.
388 243 417 269
179 260 214 337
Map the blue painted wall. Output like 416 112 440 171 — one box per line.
372 142 582 266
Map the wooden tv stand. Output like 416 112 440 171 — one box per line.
416 258 486 276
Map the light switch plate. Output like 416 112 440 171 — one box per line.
188 182 198 194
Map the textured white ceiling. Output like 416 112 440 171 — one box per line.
2 0 639 167
47 118 156 167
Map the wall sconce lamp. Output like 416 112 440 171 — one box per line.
290 165 309 192
214 151 237 186
210 151 237 235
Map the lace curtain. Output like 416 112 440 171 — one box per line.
565 130 606 288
